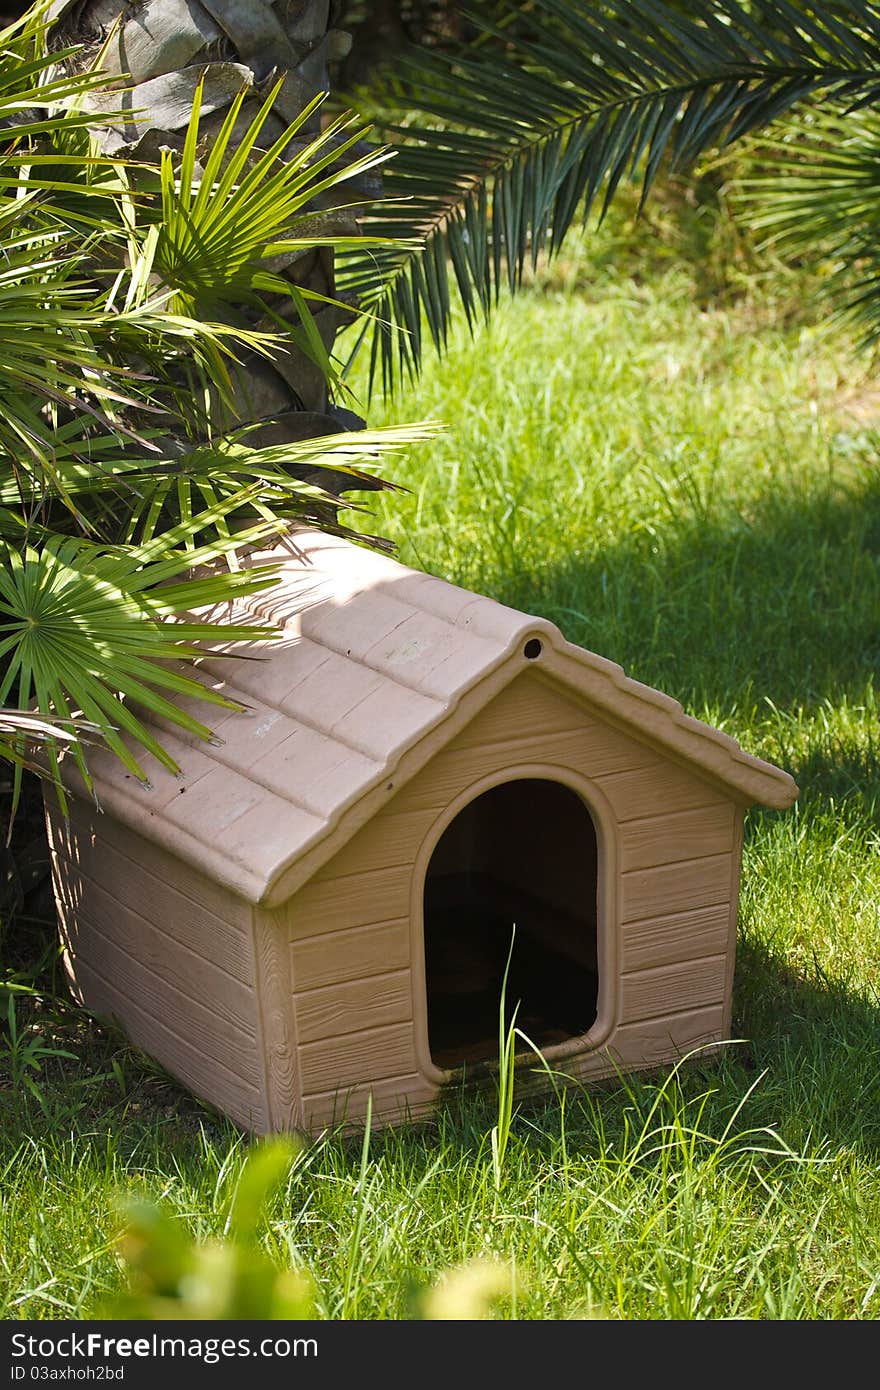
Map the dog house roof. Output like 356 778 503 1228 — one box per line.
70 528 798 907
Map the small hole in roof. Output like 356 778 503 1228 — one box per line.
524 638 543 660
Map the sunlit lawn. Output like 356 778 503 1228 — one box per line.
2 206 879 1319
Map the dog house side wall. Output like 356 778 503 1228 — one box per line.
46 800 270 1132
277 673 744 1129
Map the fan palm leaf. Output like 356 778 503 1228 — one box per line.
52 0 378 428
0 525 280 808
731 105 880 347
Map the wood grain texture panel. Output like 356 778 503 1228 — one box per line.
72 956 265 1131
291 865 411 937
51 857 254 1030
291 919 410 991
49 836 253 985
621 853 731 923
608 1004 727 1067
393 728 651 815
252 907 300 1132
309 808 437 884
621 955 728 1022
491 1007 727 1092
295 970 412 1044
620 804 734 872
49 800 250 939
451 673 588 748
592 761 729 823
301 1072 437 1131
57 801 252 927
621 903 731 973
298 1021 415 1094
69 911 261 1082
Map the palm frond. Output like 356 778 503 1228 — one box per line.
0 30 420 529
0 706 100 798
338 0 880 392
3 420 434 552
732 105 880 347
0 709 93 742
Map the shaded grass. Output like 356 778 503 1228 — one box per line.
2 210 880 1320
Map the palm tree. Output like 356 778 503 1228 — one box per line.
47 0 382 437
0 8 429 810
338 0 880 389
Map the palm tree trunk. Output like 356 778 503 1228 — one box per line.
51 0 374 457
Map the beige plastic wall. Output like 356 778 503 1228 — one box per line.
46 801 269 1132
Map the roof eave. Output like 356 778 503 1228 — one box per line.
540 643 799 812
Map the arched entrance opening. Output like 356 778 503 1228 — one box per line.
423 778 599 1069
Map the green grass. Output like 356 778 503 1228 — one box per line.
2 200 880 1320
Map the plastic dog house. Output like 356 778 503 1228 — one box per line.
46 529 798 1132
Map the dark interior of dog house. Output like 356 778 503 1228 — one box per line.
423 778 599 1069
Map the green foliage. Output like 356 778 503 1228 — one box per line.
490 929 520 1203
106 1139 317 1319
104 1134 513 1320
150 78 388 399
732 104 880 347
0 535 279 797
0 6 430 806
0 993 75 1109
340 0 880 391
